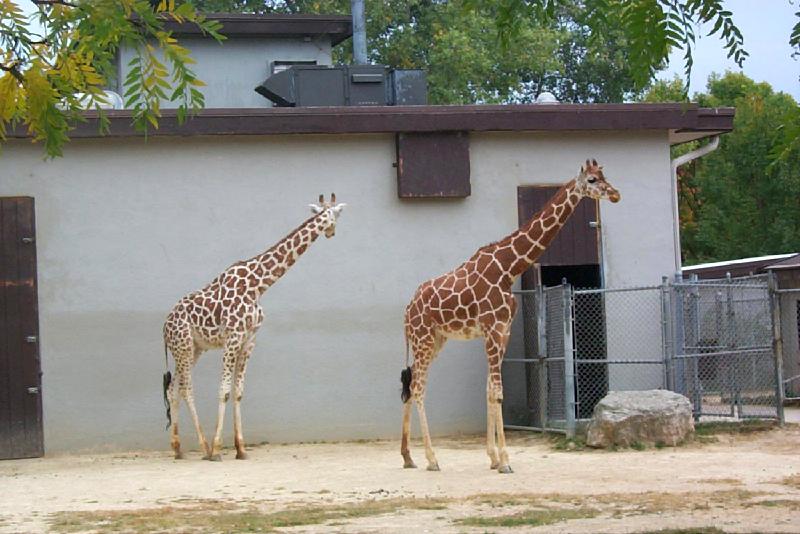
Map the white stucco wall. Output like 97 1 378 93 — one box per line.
117 36 333 108
1 130 674 452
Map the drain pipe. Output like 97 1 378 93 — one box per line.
351 0 367 64
670 135 720 275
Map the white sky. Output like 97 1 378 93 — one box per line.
660 0 800 100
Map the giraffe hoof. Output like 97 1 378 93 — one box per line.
403 460 417 469
204 454 222 462
426 462 440 472
498 465 514 474
236 451 248 460
173 452 185 460
490 462 500 470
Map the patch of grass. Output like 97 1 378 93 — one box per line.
549 435 587 451
632 528 726 534
780 474 800 489
455 507 598 528
693 477 743 486
694 419 776 436
49 497 448 533
631 441 647 451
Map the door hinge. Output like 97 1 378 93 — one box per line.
26 335 37 343
21 237 35 244
27 387 39 395
589 221 600 228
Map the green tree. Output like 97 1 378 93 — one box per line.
192 0 646 104
645 73 800 264
0 0 222 157
692 73 800 262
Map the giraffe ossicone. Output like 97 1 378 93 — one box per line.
400 160 620 473
162 194 346 461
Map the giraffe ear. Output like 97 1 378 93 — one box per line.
309 204 323 214
332 203 347 215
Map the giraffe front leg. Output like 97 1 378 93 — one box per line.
485 326 513 474
206 336 242 461
486 376 500 470
233 339 255 460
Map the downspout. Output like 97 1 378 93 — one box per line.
670 135 720 275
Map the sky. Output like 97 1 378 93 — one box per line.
660 0 800 100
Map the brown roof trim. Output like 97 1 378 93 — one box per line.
164 13 353 45
9 103 734 141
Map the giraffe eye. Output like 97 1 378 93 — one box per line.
588 177 597 184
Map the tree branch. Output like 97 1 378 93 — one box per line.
0 62 25 83
30 0 78 7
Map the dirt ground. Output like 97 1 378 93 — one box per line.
1 424 799 534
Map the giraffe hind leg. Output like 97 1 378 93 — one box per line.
409 333 446 471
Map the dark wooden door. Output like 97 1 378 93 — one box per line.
1 197 43 460
516 185 600 289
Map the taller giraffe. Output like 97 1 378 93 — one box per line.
401 160 620 473
163 194 346 461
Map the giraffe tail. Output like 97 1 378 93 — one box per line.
162 343 172 431
401 367 412 403
401 335 412 403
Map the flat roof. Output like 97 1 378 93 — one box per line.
683 253 798 279
684 253 796 272
162 13 353 46
11 103 733 144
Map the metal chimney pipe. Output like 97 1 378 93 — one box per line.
351 0 367 64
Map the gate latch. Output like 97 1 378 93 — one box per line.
27 387 39 395
21 237 35 244
589 221 600 229
26 335 37 344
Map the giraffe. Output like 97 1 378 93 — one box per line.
400 159 620 473
162 194 346 461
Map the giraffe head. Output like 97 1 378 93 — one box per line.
309 193 347 238
576 159 621 203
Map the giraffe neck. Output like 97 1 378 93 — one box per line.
247 213 328 294
485 179 583 285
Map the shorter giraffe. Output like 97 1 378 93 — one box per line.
401 160 620 473
163 194 346 461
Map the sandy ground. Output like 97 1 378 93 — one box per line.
1 425 799 533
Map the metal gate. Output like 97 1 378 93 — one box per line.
0 197 44 460
503 274 784 437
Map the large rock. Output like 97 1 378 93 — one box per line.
586 390 694 448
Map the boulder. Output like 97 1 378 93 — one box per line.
585 390 694 448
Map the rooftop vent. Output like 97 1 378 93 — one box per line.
255 65 427 107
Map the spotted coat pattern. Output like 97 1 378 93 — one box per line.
400 160 620 473
163 196 345 461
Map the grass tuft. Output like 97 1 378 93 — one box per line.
454 507 598 528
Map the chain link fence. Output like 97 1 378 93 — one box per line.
503 274 785 436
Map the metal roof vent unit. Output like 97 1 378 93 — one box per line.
255 64 427 107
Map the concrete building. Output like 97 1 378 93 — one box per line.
0 14 734 457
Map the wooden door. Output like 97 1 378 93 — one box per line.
1 197 44 460
517 185 600 279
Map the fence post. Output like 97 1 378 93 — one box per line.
661 276 673 391
672 273 688 408
689 273 702 417
768 273 786 425
536 283 548 429
562 282 576 438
